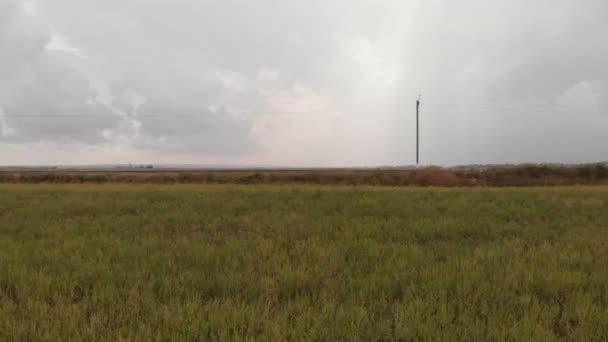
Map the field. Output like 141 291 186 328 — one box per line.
1 184 608 340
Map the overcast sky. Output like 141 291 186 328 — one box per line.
0 0 606 166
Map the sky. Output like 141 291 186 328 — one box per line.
0 0 607 167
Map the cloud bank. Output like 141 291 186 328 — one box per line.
1 0 606 166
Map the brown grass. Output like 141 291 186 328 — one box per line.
1 164 607 187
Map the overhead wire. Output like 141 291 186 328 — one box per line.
423 100 605 117
0 100 606 118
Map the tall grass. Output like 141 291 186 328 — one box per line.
1 185 607 340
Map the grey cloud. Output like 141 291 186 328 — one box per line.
107 69 258 154
405 0 608 108
0 0 120 144
1 0 607 165
1 0 257 154
0 1 48 79
44 1 345 85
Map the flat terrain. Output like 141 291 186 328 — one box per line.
1 185 607 340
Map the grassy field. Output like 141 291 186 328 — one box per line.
1 185 607 340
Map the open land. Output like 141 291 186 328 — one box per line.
1 184 607 340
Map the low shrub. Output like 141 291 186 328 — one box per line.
414 169 462 187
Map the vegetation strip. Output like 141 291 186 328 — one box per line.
1 164 608 186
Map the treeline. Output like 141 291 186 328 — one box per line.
1 164 607 186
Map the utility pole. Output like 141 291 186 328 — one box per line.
416 95 421 165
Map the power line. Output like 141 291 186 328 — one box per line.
424 100 605 116
0 114 252 118
0 109 324 118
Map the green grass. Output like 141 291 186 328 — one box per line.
1 185 607 340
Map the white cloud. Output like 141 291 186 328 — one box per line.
46 32 88 59
213 68 248 93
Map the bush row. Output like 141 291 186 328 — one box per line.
1 164 607 187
